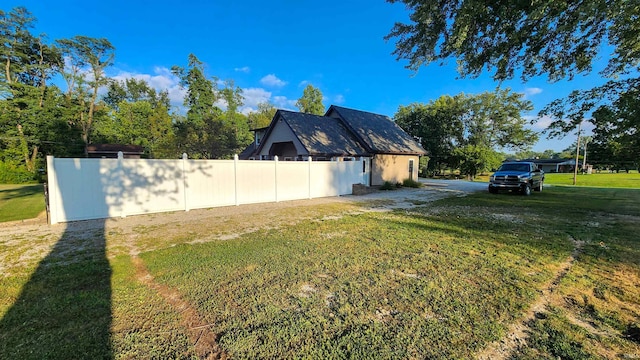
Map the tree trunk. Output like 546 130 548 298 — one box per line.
37 39 46 108
4 57 11 84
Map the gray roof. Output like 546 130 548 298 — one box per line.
327 106 426 155
278 111 368 157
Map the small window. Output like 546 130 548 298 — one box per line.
408 159 415 180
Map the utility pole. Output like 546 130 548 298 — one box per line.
573 122 582 185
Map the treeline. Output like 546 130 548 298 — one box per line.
0 7 323 183
394 89 539 178
395 87 640 177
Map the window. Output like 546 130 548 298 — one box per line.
408 159 415 180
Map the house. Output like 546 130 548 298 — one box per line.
87 144 144 159
521 158 577 173
240 105 427 186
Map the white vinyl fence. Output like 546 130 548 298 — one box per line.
46 155 369 224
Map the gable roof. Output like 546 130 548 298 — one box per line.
244 106 426 159
326 105 426 155
275 110 368 157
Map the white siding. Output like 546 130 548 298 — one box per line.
256 117 307 158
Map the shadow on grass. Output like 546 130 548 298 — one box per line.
0 219 112 359
0 184 43 201
1 159 117 358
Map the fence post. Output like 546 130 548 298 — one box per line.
274 155 279 202
182 153 189 212
308 156 313 199
46 155 58 224
234 154 239 206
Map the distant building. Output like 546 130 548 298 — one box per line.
521 158 577 173
87 144 144 159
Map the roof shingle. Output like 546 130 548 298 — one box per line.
279 111 368 157
327 106 426 155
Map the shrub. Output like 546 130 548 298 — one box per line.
402 178 422 188
380 181 395 190
0 161 38 184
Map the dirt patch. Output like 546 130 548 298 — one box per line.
132 256 227 360
476 236 585 360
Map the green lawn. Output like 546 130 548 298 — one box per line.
1 187 639 359
545 172 640 188
474 172 640 189
0 184 45 222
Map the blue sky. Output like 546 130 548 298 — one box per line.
6 0 613 151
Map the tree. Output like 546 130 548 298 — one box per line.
57 36 115 156
296 84 324 115
220 79 252 155
454 144 502 180
462 88 536 149
589 90 640 171
514 149 560 160
394 96 464 174
247 102 276 129
395 88 535 178
385 0 640 140
172 54 249 159
0 7 69 176
94 78 174 158
385 0 638 82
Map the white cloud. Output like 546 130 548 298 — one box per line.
234 66 250 73
110 67 186 107
524 115 552 130
260 74 287 88
334 94 345 104
298 80 309 87
523 87 543 98
242 87 272 108
273 96 297 110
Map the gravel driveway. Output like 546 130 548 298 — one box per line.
347 179 487 209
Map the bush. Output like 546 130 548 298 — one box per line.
380 181 395 190
402 178 422 188
0 162 38 184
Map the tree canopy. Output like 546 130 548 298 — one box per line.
0 6 263 182
386 0 639 171
395 88 535 178
385 0 639 82
296 84 324 115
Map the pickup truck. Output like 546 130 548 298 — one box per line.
488 161 544 195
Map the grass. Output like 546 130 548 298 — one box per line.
474 172 640 189
544 172 640 188
0 184 45 222
1 187 639 358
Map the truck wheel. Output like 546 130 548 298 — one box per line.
522 184 531 196
488 186 497 194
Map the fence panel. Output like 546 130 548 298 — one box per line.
48 158 118 223
185 160 235 209
236 160 277 205
47 156 366 224
120 159 185 216
277 161 311 201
